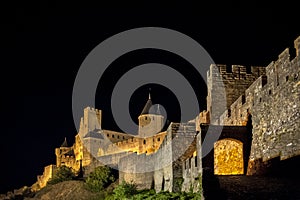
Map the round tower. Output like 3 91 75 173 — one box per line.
138 93 164 138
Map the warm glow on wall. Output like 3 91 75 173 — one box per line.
214 138 244 175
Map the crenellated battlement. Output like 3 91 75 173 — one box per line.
79 107 102 137
208 64 266 80
208 35 300 126
220 45 299 126
104 131 166 156
85 106 101 114
218 35 300 166
35 35 300 192
207 63 266 124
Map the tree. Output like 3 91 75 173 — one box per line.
85 166 115 192
47 166 75 185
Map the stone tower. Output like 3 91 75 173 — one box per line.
206 64 266 124
55 137 75 168
78 107 102 138
138 93 164 138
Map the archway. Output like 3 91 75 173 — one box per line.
214 138 244 175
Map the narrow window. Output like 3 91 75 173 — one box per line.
143 139 146 144
107 134 109 137
112 135 115 138
228 109 231 117
195 156 198 167
269 90 272 95
275 65 279 86
286 76 289 82
242 95 246 104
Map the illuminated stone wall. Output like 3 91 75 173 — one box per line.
37 165 56 189
138 114 165 138
118 122 200 193
207 63 266 124
214 139 244 175
196 110 210 132
217 35 300 175
104 131 166 155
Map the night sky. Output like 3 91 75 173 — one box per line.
1 1 299 193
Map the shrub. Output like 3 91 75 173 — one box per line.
113 180 137 199
85 166 115 192
47 166 75 185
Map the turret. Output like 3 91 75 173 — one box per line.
55 137 72 167
78 107 102 137
138 92 164 138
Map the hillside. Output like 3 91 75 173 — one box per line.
26 181 102 200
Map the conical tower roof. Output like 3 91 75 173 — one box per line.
61 137 68 147
140 92 152 115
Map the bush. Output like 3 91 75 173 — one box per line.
129 189 201 200
113 180 137 199
47 166 75 185
106 183 202 200
85 166 116 192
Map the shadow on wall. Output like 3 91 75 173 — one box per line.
202 167 227 200
264 155 300 177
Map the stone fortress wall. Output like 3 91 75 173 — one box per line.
118 122 198 193
217 36 300 174
206 63 266 124
103 131 166 156
35 35 300 194
36 165 56 189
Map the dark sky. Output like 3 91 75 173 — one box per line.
1 1 299 193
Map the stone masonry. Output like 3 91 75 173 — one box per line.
34 35 299 195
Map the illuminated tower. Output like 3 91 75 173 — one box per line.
138 93 164 138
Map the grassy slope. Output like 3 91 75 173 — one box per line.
26 180 110 200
